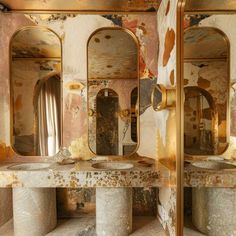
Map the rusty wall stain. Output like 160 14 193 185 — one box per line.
170 69 175 85
165 0 170 16
163 28 175 67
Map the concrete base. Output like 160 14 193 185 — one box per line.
96 187 132 236
13 188 57 236
0 188 12 226
192 187 236 236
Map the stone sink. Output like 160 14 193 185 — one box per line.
191 161 236 170
8 163 52 171
92 161 134 170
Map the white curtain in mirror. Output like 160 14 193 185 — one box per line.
36 75 61 156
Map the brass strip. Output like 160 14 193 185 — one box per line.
176 0 186 235
185 10 236 15
184 57 227 62
4 10 157 14
12 57 61 61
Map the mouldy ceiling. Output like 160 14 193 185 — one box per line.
1 0 160 11
88 29 138 80
184 28 228 59
11 27 61 58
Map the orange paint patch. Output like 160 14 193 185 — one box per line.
165 0 170 16
170 69 175 85
163 28 175 67
14 95 23 111
0 143 15 160
197 77 210 89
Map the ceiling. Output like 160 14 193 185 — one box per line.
11 27 61 58
1 0 160 11
88 29 138 80
184 27 228 59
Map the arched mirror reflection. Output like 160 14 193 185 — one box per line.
87 28 139 156
184 27 229 155
10 27 62 156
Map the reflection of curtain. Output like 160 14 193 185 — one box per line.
36 76 61 156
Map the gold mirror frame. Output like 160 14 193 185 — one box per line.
86 26 140 157
183 26 230 156
9 26 63 156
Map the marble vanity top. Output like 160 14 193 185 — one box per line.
0 157 174 188
184 155 236 187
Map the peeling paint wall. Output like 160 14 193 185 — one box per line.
0 13 158 160
0 12 159 219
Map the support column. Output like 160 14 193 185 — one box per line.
96 187 132 236
192 187 236 236
13 188 57 236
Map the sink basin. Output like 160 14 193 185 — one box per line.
92 162 134 170
191 161 236 170
8 163 52 171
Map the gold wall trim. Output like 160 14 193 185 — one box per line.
1 0 160 12
184 57 227 62
176 0 186 235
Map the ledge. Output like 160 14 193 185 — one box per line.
184 157 236 187
0 157 173 188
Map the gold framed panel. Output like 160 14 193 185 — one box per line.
86 26 140 157
183 26 231 156
177 1 236 235
9 25 63 157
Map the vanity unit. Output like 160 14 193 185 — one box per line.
1 0 236 236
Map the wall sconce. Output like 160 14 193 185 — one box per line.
151 84 176 111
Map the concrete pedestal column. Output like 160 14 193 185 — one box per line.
192 187 236 236
0 188 12 226
13 188 57 236
96 187 132 236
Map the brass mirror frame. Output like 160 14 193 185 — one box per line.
86 26 140 157
9 26 63 156
183 26 230 156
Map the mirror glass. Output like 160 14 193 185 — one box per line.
88 28 139 156
184 27 229 155
11 27 61 156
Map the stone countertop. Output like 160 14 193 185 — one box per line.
0 157 174 188
184 156 236 187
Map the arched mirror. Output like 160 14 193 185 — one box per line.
10 27 62 156
184 27 229 155
87 27 139 156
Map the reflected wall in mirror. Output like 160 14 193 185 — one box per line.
184 27 229 155
87 27 139 156
11 27 62 156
